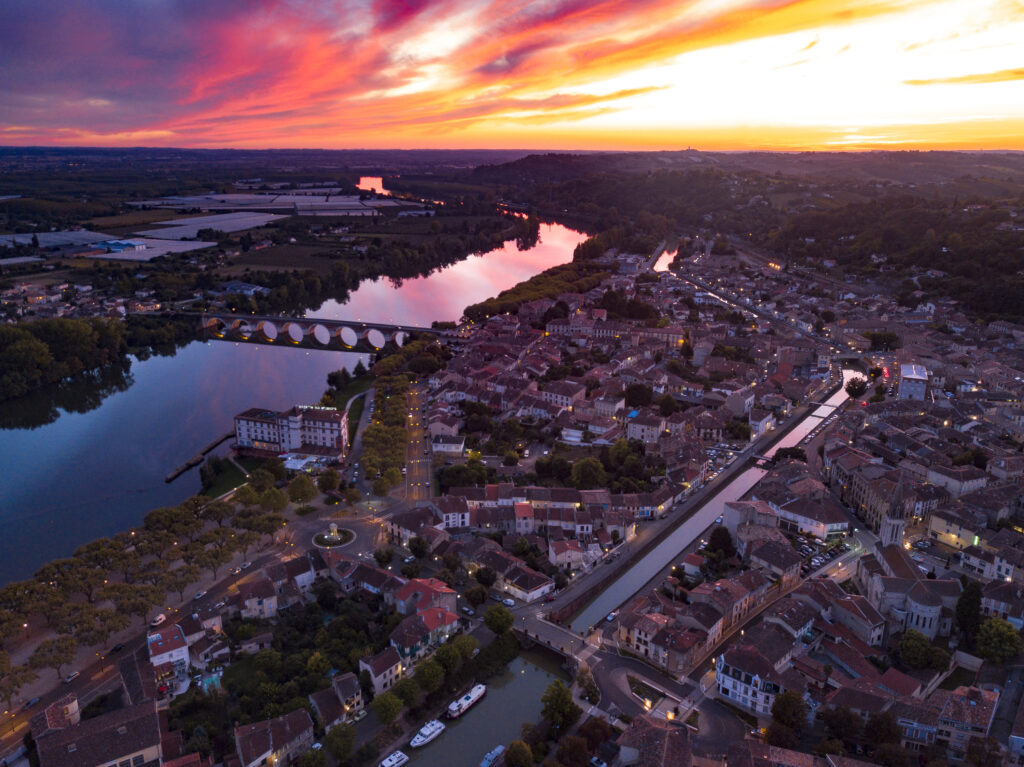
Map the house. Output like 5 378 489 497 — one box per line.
614 713 692 767
548 539 585 569
931 686 998 761
541 380 586 409
389 608 459 662
237 577 278 620
749 540 802 587
359 646 404 696
147 624 190 692
393 578 457 616
431 434 466 454
35 701 162 767
233 709 315 767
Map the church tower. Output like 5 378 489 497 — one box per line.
880 473 907 548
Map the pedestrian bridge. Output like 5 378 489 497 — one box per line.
195 312 439 351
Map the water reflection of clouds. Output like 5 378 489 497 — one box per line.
311 223 585 324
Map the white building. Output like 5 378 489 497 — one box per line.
898 364 929 401
234 405 348 460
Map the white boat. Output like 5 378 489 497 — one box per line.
446 683 487 719
379 751 409 767
410 719 446 748
480 744 505 767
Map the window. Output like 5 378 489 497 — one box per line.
133 756 145 767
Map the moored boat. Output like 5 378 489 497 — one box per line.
410 719 446 748
378 750 409 767
446 683 487 719
480 744 506 767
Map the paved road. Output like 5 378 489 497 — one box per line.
404 385 431 502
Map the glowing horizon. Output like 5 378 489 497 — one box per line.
1 0 1023 151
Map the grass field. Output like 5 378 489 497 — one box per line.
87 209 194 229
226 243 340 274
203 461 248 498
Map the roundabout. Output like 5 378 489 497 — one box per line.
312 522 355 549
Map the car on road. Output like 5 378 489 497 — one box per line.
230 567 242 575
403 556 415 564
715 516 723 525
63 671 80 684
192 590 207 601
502 598 515 607
111 643 125 653
149 613 167 628
461 606 475 616
21 697 40 712
606 612 617 622
215 601 226 609
241 561 252 570
352 709 368 723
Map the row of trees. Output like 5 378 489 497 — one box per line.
0 317 127 400
0 475 296 707
359 374 412 496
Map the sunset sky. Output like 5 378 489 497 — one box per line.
1 0 1022 150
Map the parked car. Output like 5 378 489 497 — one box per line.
192 590 207 601
21 697 40 712
241 561 252 569
230 567 242 575
149 613 166 628
111 643 125 653
502 598 515 607
352 709 368 722
461 606 475 616
63 671 80 684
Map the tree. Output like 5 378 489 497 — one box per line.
296 749 327 767
571 457 607 490
483 605 514 635
74 608 129 648
288 474 318 504
956 580 983 646
556 734 590 767
866 710 901 745
414 659 444 692
434 643 461 673
506 740 533 767
163 564 202 601
578 717 613 751
249 468 275 492
897 629 950 670
765 722 798 748
323 722 355 761
873 743 909 767
475 566 497 588
99 582 164 621
408 536 429 559
372 477 391 497
233 484 261 508
707 526 736 559
452 634 479 661
771 690 809 731
976 617 1023 664
466 585 488 607
318 469 341 493
845 377 868 398
822 705 861 740
392 678 420 706
202 500 235 527
818 738 845 756
656 393 678 417
373 548 393 568
260 487 289 512
624 383 653 408
541 679 580 730
371 691 403 725
0 651 37 711
29 636 77 680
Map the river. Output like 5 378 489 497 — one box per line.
570 370 856 631
405 650 568 767
0 222 585 585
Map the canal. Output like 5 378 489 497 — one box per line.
405 649 568 767
0 222 585 585
569 370 857 632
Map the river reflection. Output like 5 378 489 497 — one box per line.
0 359 134 430
310 222 585 325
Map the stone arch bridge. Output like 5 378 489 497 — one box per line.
195 312 440 351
